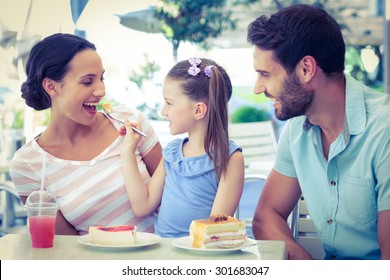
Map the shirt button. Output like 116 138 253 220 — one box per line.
330 181 337 186
327 219 333 225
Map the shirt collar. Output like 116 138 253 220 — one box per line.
344 75 366 135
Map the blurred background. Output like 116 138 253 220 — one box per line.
0 0 388 164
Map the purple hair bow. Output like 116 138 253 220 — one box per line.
204 65 215 78
188 58 201 76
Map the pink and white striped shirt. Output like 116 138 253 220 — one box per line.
10 107 158 235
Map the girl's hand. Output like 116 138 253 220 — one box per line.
120 120 142 156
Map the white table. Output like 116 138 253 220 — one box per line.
0 234 286 260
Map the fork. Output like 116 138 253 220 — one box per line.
103 107 147 138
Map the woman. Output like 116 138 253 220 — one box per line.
10 33 162 235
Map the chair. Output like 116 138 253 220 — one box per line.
291 196 325 259
228 121 277 169
235 172 267 238
0 180 27 236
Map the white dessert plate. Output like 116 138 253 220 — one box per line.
77 232 161 250
172 236 257 253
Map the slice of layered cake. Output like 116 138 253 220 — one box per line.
89 225 137 245
189 215 246 248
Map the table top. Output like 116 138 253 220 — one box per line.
0 234 286 260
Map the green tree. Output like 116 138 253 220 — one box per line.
129 54 161 90
155 0 236 62
230 106 271 123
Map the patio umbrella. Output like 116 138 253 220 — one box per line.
70 0 89 37
0 21 18 49
0 20 19 79
12 34 42 70
116 6 161 34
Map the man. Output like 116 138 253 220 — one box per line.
248 4 390 260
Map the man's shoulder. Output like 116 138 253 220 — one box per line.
361 90 390 131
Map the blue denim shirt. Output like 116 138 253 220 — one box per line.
275 75 390 259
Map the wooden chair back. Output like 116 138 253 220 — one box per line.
228 121 277 168
235 172 267 238
291 197 325 260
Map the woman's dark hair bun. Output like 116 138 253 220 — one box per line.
20 81 51 110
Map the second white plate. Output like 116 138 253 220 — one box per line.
172 236 257 253
77 232 161 250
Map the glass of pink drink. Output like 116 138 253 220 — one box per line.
25 191 58 248
29 215 57 248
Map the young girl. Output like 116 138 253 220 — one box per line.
120 58 245 237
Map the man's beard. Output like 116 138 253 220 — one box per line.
274 72 314 121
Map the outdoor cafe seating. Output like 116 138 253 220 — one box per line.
0 119 288 260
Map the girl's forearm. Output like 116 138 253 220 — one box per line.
122 155 155 216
